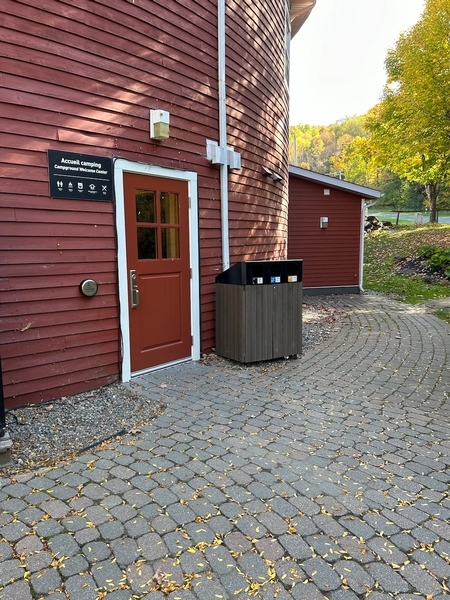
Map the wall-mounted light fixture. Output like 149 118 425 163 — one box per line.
262 166 282 182
150 109 170 141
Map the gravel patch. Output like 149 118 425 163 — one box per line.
1 296 347 477
3 385 166 475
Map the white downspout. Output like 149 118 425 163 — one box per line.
360 199 376 292
218 0 230 270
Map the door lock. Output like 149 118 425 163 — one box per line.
130 270 139 308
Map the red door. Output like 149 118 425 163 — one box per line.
124 173 191 372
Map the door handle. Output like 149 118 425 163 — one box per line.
130 270 139 308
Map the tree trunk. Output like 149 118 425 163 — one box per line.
425 182 439 223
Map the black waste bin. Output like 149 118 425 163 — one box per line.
215 260 303 363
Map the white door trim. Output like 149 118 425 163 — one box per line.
113 159 200 382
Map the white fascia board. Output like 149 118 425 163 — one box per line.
289 165 382 200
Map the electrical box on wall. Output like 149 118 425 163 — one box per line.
150 109 170 141
320 217 329 229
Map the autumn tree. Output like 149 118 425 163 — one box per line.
365 0 450 223
330 136 378 187
289 115 367 175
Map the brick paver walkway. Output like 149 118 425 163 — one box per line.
1 294 450 600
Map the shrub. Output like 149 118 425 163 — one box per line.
418 245 436 260
425 248 450 272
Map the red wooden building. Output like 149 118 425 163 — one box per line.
288 167 381 295
0 0 316 407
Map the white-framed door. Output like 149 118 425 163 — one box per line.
114 159 200 381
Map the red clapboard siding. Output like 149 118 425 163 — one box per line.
1 0 291 406
226 0 289 269
288 177 362 288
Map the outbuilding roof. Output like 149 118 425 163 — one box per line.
289 165 382 200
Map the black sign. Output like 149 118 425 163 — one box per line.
48 150 113 201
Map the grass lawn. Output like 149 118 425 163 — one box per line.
363 224 450 321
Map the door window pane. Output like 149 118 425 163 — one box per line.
160 192 179 224
137 228 157 259
136 191 156 223
162 228 180 258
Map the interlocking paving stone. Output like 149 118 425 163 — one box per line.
26 550 53 573
188 574 229 600
204 545 237 574
274 558 306 589
290 582 327 600
64 573 98 600
219 569 250 596
48 532 81 558
178 548 210 574
267 496 298 518
110 537 140 566
211 502 239 522
1 521 30 542
338 516 376 541
59 554 90 578
1 498 28 513
138 533 168 561
103 591 133 600
83 504 111 525
256 511 289 535
0 541 13 563
302 556 341 591
185 521 216 544
14 534 43 556
91 558 124 590
306 534 343 562
328 590 359 600
74 527 100 545
2 295 450 598
401 562 444 596
365 561 409 593
206 515 234 535
278 534 313 560
248 481 275 499
30 568 62 595
224 531 252 554
34 518 64 538
255 537 285 561
98 519 125 540
411 525 440 545
236 514 267 539
82 540 112 564
238 552 271 583
0 559 24 587
0 580 34 600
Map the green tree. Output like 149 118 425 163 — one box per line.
365 0 450 223
375 175 426 224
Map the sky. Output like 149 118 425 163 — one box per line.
289 0 426 126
